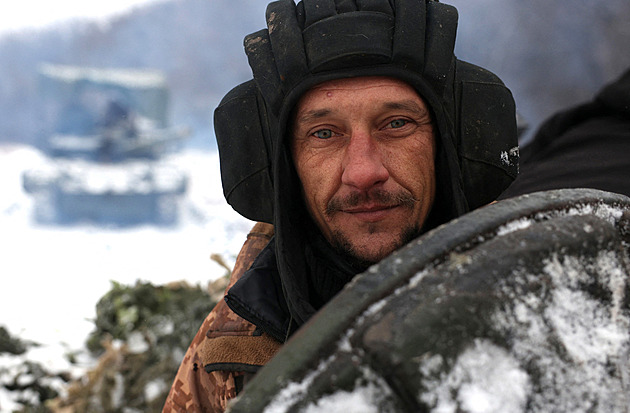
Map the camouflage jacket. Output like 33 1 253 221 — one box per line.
163 222 282 412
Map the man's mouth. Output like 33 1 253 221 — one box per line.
326 189 417 220
341 204 399 222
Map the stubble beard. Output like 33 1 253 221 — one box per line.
324 188 422 269
330 224 422 270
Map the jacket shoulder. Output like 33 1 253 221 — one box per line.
163 222 281 413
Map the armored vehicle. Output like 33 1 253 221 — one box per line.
23 64 189 225
228 189 630 413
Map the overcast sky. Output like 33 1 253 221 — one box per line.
0 0 163 35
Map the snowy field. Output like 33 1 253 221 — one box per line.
0 143 252 372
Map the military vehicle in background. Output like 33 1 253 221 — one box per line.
23 63 189 225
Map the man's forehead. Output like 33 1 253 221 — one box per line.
294 76 428 121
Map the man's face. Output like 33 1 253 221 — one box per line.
291 76 436 264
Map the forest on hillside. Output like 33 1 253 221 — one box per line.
0 0 629 148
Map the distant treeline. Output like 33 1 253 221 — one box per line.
0 0 629 147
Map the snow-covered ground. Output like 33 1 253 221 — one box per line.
0 143 252 372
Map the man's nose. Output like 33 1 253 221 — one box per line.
341 131 389 191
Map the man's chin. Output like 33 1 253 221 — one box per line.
335 243 386 272
330 225 422 271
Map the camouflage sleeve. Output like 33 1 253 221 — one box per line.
163 223 275 413
163 309 234 412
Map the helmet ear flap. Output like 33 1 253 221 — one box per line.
214 80 274 223
422 1 458 95
455 60 519 209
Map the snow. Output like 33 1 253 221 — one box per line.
419 340 531 413
301 375 389 413
488 250 630 412
39 63 166 89
263 351 340 413
0 144 252 403
25 159 186 194
265 358 397 413
496 217 532 236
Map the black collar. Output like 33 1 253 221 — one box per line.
225 238 294 343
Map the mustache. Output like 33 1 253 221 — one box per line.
325 189 417 216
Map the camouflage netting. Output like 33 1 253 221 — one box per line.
49 280 223 413
1 277 226 413
228 188 630 413
0 326 67 412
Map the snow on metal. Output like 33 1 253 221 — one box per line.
228 189 630 413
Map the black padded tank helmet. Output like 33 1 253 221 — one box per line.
215 0 518 226
215 0 519 327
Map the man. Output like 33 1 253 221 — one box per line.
164 0 517 411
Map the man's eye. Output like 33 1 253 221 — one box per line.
389 119 408 129
313 129 333 139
